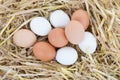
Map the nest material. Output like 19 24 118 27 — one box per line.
0 0 120 80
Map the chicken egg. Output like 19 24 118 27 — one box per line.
65 20 85 44
49 10 70 28
48 28 68 48
78 32 97 54
71 9 89 30
56 47 78 65
30 17 52 36
13 29 37 48
33 41 56 61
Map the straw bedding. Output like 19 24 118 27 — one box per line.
0 0 120 80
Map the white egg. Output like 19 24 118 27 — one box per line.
30 17 52 36
78 32 97 54
49 10 70 28
56 47 78 65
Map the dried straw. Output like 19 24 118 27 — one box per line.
0 0 120 80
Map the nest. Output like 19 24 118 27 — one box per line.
0 0 120 80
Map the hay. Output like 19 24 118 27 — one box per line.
0 0 120 80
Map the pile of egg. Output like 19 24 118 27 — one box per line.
13 9 97 65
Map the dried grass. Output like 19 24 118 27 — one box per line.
0 0 120 80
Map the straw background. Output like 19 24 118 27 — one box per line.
0 0 120 80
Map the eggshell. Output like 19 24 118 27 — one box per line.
56 47 78 65
49 10 70 28
71 9 89 30
13 29 37 48
30 17 52 36
65 20 85 44
33 41 56 61
78 32 97 54
48 28 68 48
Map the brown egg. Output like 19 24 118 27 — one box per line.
48 28 68 48
71 9 89 30
33 41 56 61
13 29 37 48
65 20 85 44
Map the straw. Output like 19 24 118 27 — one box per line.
0 0 120 79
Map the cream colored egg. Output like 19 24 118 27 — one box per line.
65 20 85 44
13 29 37 48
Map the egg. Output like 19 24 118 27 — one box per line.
71 9 89 30
30 17 52 36
48 28 68 48
56 47 78 65
65 20 85 44
78 32 97 54
49 10 70 28
13 29 37 48
33 41 56 61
